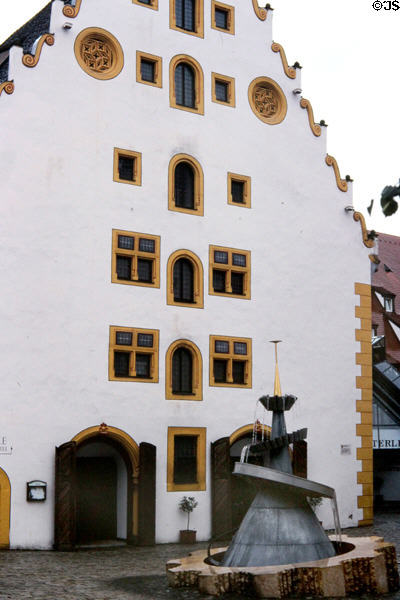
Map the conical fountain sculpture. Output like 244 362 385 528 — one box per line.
222 341 338 567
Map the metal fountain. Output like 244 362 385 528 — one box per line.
167 343 399 598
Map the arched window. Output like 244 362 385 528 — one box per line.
168 154 204 215
166 340 202 400
172 347 193 394
175 63 195 108
169 55 204 115
167 249 204 307
173 258 194 302
175 162 194 209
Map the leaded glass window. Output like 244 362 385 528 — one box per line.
215 7 228 29
175 162 195 209
175 0 195 31
118 156 134 181
140 59 155 82
215 80 228 102
173 435 197 483
116 256 132 280
172 347 193 394
173 258 194 302
175 63 195 108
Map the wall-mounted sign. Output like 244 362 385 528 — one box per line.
373 427 400 449
27 480 47 502
0 436 12 455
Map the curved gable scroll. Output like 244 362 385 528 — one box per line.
22 34 54 68
63 0 82 18
251 0 269 20
353 212 375 249
0 81 14 96
271 43 296 79
325 154 348 193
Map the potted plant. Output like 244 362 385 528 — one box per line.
179 496 198 544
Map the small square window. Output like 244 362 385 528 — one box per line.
215 340 229 353
112 229 160 288
215 80 228 103
137 333 154 347
209 245 251 299
233 253 246 267
118 235 134 250
139 238 155 253
214 251 228 264
136 51 162 87
113 148 142 186
116 331 133 346
227 173 251 208
210 335 251 388
211 1 234 34
212 72 235 107
234 342 247 355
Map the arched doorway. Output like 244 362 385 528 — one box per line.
54 424 156 550
0 467 11 549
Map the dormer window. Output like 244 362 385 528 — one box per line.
384 296 394 312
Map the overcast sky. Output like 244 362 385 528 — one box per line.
1 0 400 235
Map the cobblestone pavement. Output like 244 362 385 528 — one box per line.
1 512 400 599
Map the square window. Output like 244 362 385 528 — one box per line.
167 427 206 492
209 245 250 299
136 51 162 87
116 331 133 346
112 229 160 288
210 335 251 388
215 7 227 28
215 80 228 102
113 148 142 186
212 1 234 34
212 72 235 107
109 326 159 382
227 173 251 208
137 333 154 347
215 340 229 353
118 235 134 250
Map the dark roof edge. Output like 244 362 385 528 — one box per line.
0 2 54 54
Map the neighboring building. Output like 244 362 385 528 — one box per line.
372 233 400 507
0 0 373 550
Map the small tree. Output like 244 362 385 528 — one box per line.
179 496 198 531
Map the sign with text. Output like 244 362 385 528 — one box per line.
0 436 12 455
373 427 400 449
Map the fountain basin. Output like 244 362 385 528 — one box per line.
166 535 399 597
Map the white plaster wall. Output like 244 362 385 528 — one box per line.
0 0 370 547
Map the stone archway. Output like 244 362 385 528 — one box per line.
0 467 11 549
55 423 156 550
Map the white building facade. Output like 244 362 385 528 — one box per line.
0 0 373 549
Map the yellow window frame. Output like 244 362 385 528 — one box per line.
136 51 162 87
111 229 160 288
109 326 159 382
165 339 203 400
209 335 252 388
227 172 251 208
113 148 142 186
209 245 251 299
167 426 206 491
211 0 235 34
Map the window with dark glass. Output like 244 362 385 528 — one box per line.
140 59 155 82
232 360 245 384
173 258 194 302
214 359 227 382
210 335 251 387
172 347 193 394
109 326 159 382
118 156 134 181
231 272 244 295
209 245 250 298
175 63 195 108
173 435 197 483
175 0 195 31
139 0 151 4
213 270 226 293
174 162 195 209
231 180 244 203
215 80 228 103
215 7 228 29
112 230 160 288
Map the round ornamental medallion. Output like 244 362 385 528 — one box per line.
248 77 287 125
74 28 124 80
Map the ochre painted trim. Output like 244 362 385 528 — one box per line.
209 334 252 388
325 154 348 192
113 147 142 186
167 249 204 308
209 245 251 299
132 0 158 9
22 34 54 67
353 212 375 249
169 54 204 115
74 28 124 80
165 339 203 400
111 228 160 288
136 51 162 87
0 81 14 96
229 423 270 445
211 72 235 107
227 172 251 208
354 282 373 526
0 468 10 549
211 1 235 34
248 76 287 126
109 325 160 382
300 98 321 137
167 427 206 491
71 424 140 536
169 0 204 38
63 0 82 17
251 0 268 20
168 153 204 215
271 42 296 79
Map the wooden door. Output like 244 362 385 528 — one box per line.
138 442 156 545
211 437 232 540
54 441 77 550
